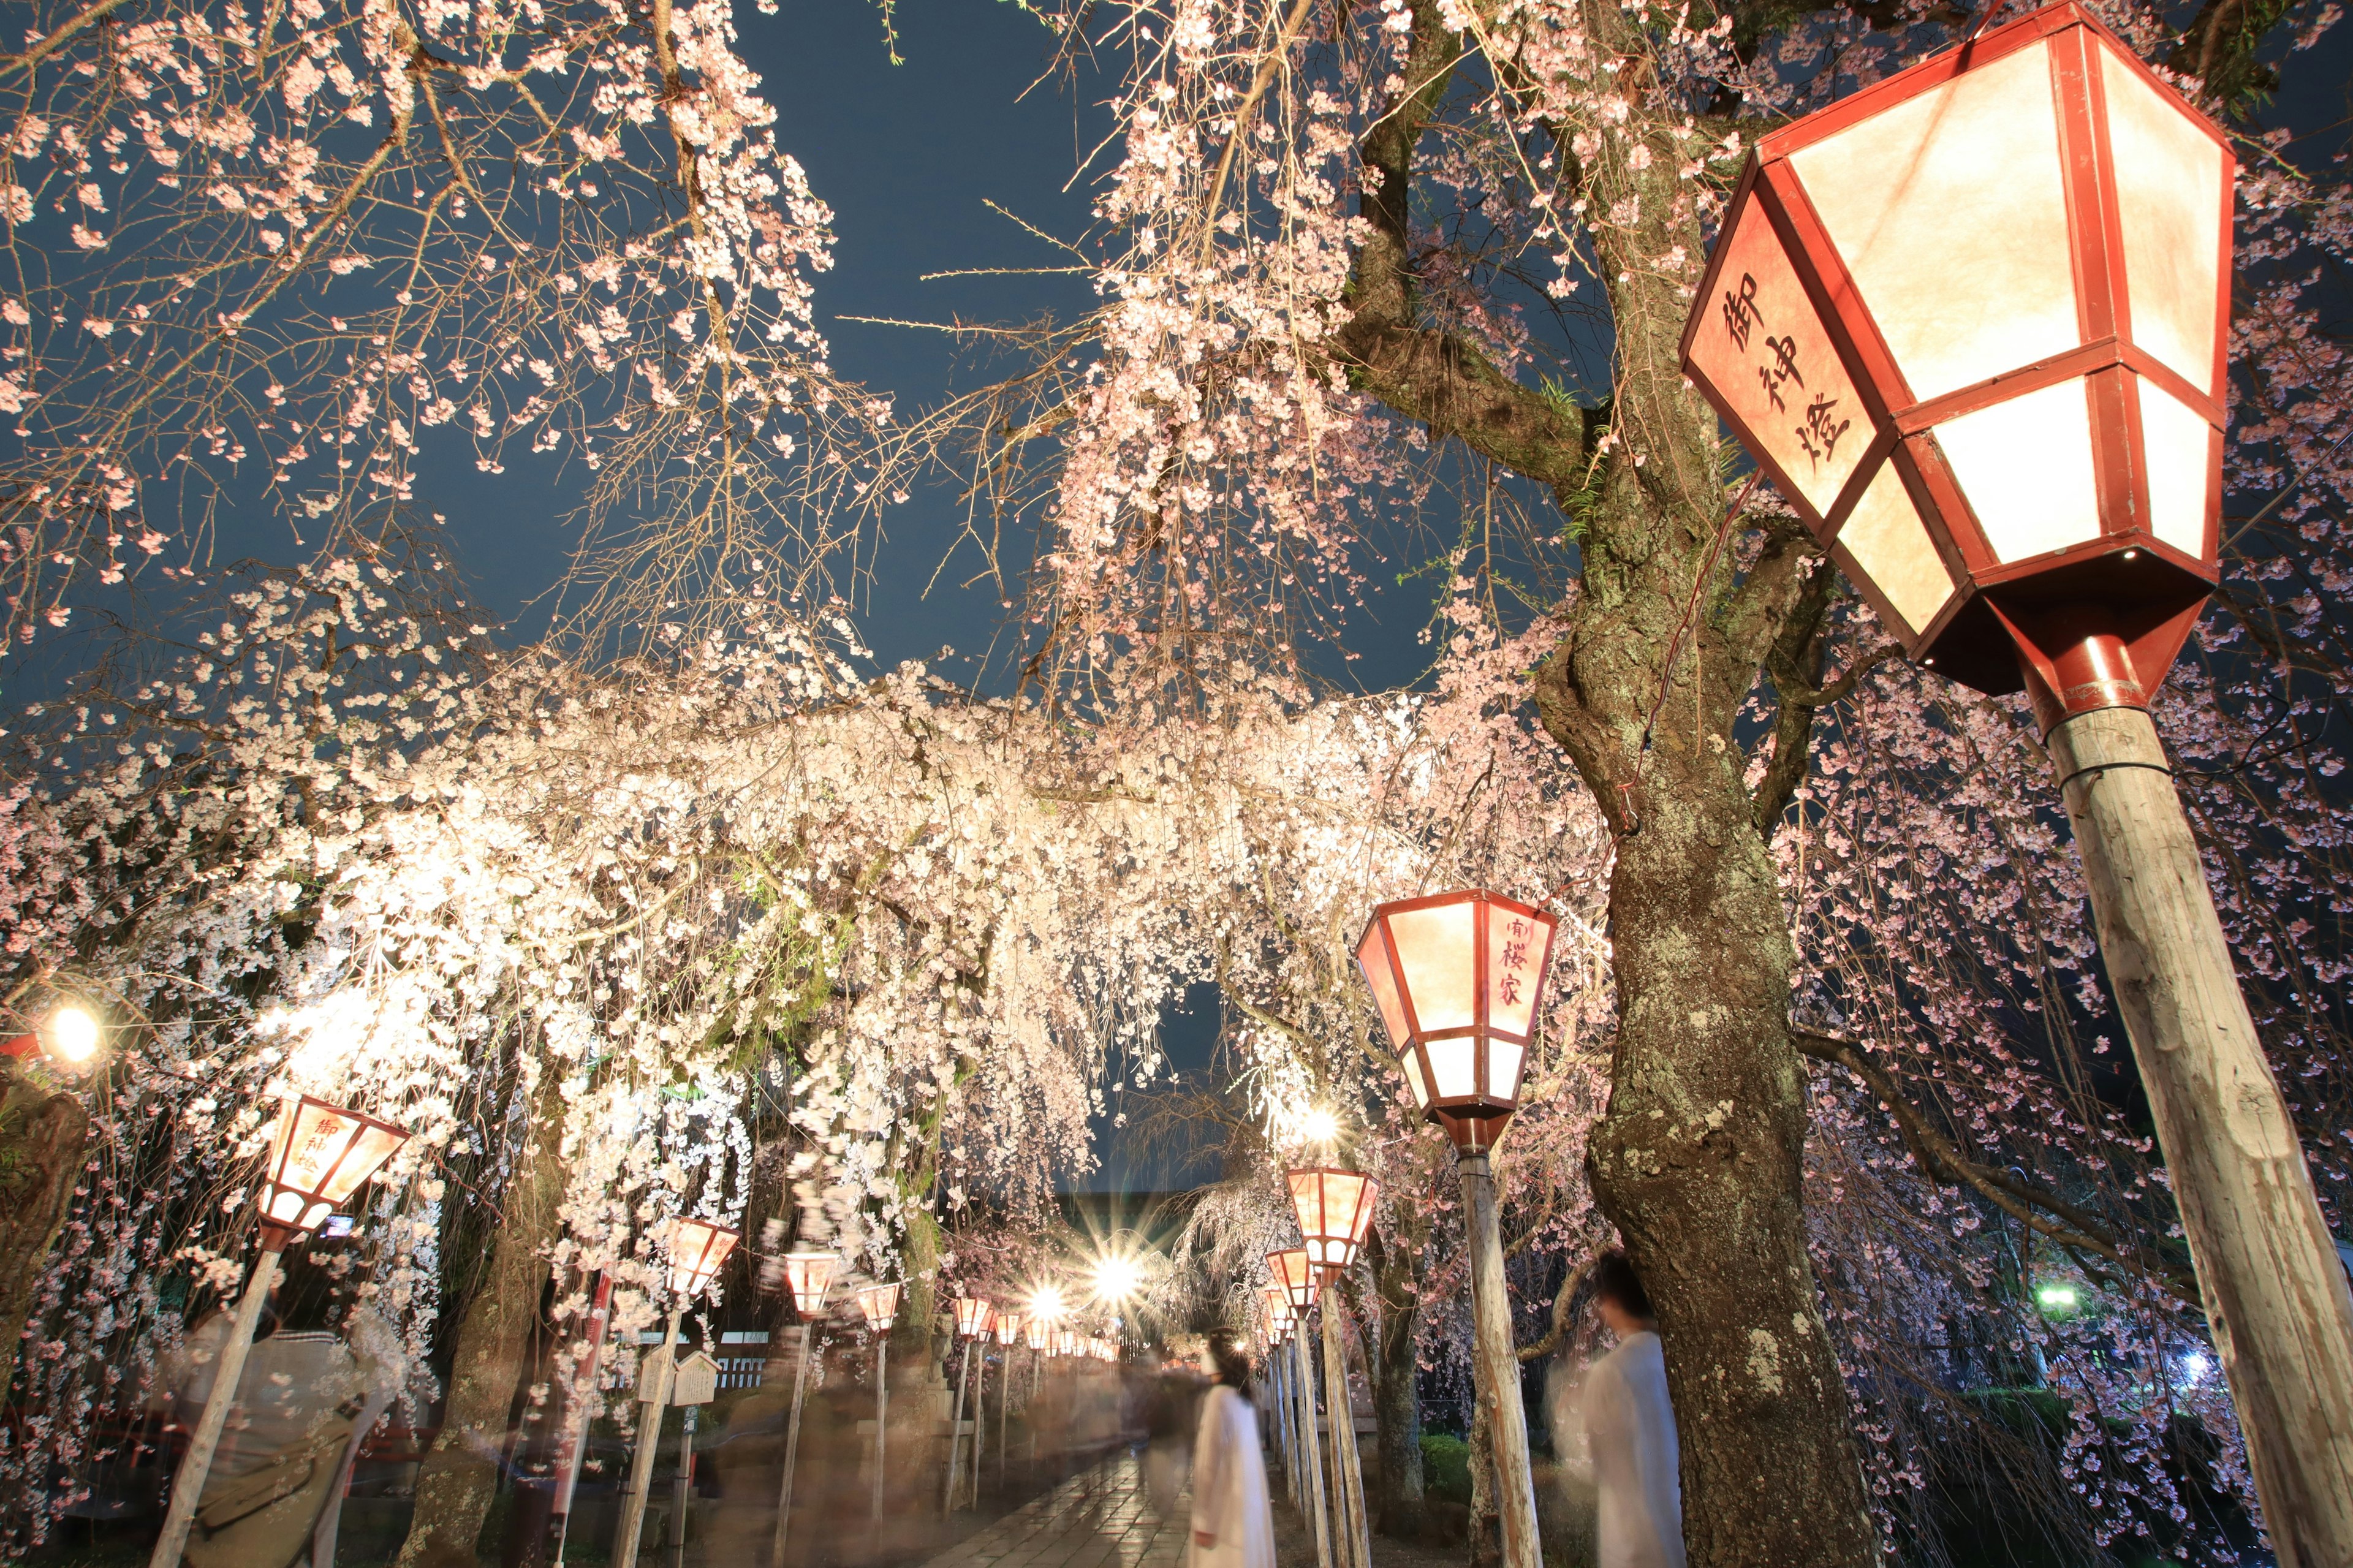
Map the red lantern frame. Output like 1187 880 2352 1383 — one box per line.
1679 0 2233 724
1356 889 1559 1148
1267 1248 1321 1313
1287 1167 1379 1275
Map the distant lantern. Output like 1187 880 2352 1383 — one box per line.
1357 889 1559 1148
781 1252 836 1317
1055 1328 1078 1358
259 1096 413 1244
1679 0 2232 725
1025 1316 1050 1352
1259 1283 1295 1340
856 1282 901 1334
1267 1248 1321 1313
995 1311 1022 1347
955 1297 993 1340
664 1218 741 1298
1287 1167 1379 1274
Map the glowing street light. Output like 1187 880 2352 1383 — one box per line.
3 1000 107 1071
770 1252 837 1568
1092 1252 1143 1306
1677 5 2353 1556
149 1096 412 1568
1286 1168 1378 1276
1297 1106 1339 1146
1026 1284 1066 1325
615 1218 740 1568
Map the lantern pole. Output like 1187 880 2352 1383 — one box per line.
871 1331 888 1523
964 1337 983 1507
613 1306 683 1568
770 1319 816 1568
1319 1287 1371 1568
1457 1131 1542 1568
944 1329 975 1515
1294 1324 1333 1568
998 1339 1011 1493
2037 694 2353 1563
148 1240 284 1568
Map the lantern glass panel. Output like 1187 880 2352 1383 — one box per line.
1430 1039 1477 1101
2101 47 2224 395
996 1313 1021 1346
320 1127 407 1203
1025 1319 1049 1350
1486 1040 1524 1103
1354 922 1411 1051
1387 902 1477 1032
667 1219 740 1296
1788 42 2078 402
1684 196 1872 516
1837 463 1952 634
857 1282 901 1331
782 1253 836 1316
1934 377 2101 562
2140 381 2212 556
1403 1058 1431 1110
1485 907 1549 1039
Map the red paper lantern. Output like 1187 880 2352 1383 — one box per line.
663 1217 741 1298
259 1096 412 1245
1357 890 1559 1146
954 1295 992 1340
1267 1248 1320 1312
1287 1167 1379 1274
856 1282 901 1333
1680 1 2232 725
780 1252 836 1317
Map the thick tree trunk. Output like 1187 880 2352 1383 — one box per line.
1572 744 1879 1568
0 1075 85 1386
1335 0 1885 1556
1359 1229 1426 1538
396 1075 569 1568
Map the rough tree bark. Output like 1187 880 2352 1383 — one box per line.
395 1069 570 1568
1359 1225 1427 1539
1332 4 1881 1564
0 1070 86 1386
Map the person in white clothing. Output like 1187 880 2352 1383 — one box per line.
1554 1249 1686 1568
1187 1337 1275 1568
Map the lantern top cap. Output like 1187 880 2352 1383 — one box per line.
1752 1 2228 164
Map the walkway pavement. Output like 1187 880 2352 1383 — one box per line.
915 1455 1186 1568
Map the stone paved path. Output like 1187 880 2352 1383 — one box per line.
916 1456 1186 1568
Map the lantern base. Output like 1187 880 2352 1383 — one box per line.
1982 597 2210 738
1433 1109 1510 1152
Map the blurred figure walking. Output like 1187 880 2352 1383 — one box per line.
1186 1338 1272 1568
1555 1249 1684 1568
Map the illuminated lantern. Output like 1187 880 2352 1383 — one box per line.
856 1282 901 1333
664 1218 741 1297
1025 1316 1050 1352
954 1295 992 1340
260 1096 413 1243
995 1311 1021 1347
1287 1167 1379 1274
1357 890 1559 1148
1259 1283 1294 1341
1055 1328 1077 1358
781 1252 836 1317
1267 1248 1320 1313
1679 0 2232 720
